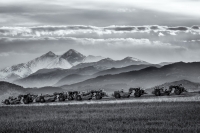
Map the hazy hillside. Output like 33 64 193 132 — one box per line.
14 66 101 88
72 57 150 69
54 74 92 86
54 64 159 87
0 81 27 101
60 62 200 92
94 64 160 77
29 86 64 95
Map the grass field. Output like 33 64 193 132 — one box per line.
0 102 200 133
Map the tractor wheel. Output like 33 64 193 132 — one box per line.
68 96 73 100
134 92 141 97
76 95 82 101
174 89 181 95
23 98 29 104
95 95 102 100
5 100 10 105
155 91 161 96
115 93 121 99
40 98 45 103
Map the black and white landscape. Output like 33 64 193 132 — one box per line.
1 48 200 94
0 0 200 132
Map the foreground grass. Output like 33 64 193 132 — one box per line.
0 102 200 133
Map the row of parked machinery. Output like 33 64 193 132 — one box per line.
2 84 186 105
2 90 107 105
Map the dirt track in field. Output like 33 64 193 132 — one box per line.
1 92 200 107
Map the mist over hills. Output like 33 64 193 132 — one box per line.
72 57 150 69
1 48 200 95
60 62 200 92
14 66 101 88
54 64 160 87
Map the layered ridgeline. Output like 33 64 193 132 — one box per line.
0 49 104 82
14 62 153 88
72 57 150 69
60 62 200 92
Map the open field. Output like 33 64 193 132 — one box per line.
0 102 200 133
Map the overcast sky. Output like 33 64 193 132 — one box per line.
0 0 200 69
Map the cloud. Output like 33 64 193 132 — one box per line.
0 1 200 27
0 25 199 38
0 53 9 57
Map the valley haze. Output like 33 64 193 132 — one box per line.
0 0 200 132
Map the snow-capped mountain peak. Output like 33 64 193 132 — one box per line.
61 49 86 65
0 51 73 81
44 51 56 57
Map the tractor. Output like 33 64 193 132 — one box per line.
152 86 172 96
2 96 21 105
35 94 57 103
19 94 38 104
129 87 146 97
169 84 187 95
76 91 93 101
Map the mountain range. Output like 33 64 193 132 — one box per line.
60 62 200 93
0 49 104 82
72 57 150 69
1 49 200 96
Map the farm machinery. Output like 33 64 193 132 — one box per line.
113 88 146 98
169 84 187 95
76 91 93 101
92 90 107 100
35 94 57 103
2 96 21 105
19 94 38 104
152 84 187 96
55 90 107 101
152 86 171 96
54 91 79 101
129 88 146 97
